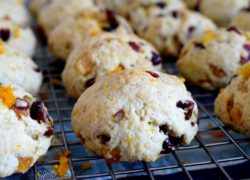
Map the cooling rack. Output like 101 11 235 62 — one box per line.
2 23 250 180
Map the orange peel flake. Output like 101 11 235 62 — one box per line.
54 150 71 177
0 86 16 108
18 157 33 173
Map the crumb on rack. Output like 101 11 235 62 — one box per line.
81 162 92 172
54 150 71 177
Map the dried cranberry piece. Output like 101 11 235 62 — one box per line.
44 126 54 137
102 9 119 32
0 29 10 42
85 77 95 89
14 98 30 110
128 41 140 52
188 26 196 36
146 71 159 78
34 67 42 73
30 101 48 123
156 2 166 8
243 44 250 52
162 135 184 153
151 52 162 65
240 56 250 65
194 42 205 49
171 10 179 18
227 26 241 35
176 100 195 120
97 135 110 145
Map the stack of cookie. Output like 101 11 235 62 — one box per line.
0 0 53 178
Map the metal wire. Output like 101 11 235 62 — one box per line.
29 37 250 180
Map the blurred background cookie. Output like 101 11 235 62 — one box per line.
215 62 250 136
0 19 36 57
177 29 250 90
0 42 42 95
48 8 133 61
62 33 162 98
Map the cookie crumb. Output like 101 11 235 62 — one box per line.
54 150 71 177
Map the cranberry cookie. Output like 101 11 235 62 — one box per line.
0 19 36 57
62 33 162 99
215 62 250 136
49 8 133 60
0 41 42 95
177 29 250 90
0 85 53 177
72 69 198 162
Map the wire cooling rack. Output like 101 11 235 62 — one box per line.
2 25 250 180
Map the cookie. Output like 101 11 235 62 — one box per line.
71 69 198 162
128 1 186 57
29 0 52 17
0 85 53 177
231 8 250 32
0 19 37 57
183 0 249 26
49 8 133 60
177 29 250 90
128 1 215 57
0 0 30 26
0 41 42 95
104 0 177 16
214 62 250 137
38 0 95 36
177 11 217 46
62 33 162 99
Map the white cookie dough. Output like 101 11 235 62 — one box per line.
49 8 133 60
183 0 249 26
215 62 250 137
0 85 53 177
38 0 95 36
72 69 198 162
0 0 30 26
177 29 250 90
0 19 36 57
231 9 250 32
0 41 42 95
62 33 162 99
177 11 217 46
128 1 215 57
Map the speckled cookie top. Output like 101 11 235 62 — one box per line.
62 33 162 98
72 69 198 162
48 8 133 60
0 85 53 177
0 41 42 95
177 28 250 90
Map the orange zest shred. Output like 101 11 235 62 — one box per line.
14 26 20 38
54 150 71 177
0 86 16 108
108 65 124 75
202 31 217 46
0 40 4 55
179 77 186 83
211 131 225 138
81 162 92 171
239 63 250 78
229 107 242 122
18 157 33 173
